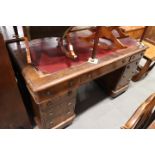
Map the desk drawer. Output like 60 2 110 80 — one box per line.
41 91 76 112
129 52 144 62
80 72 92 84
36 78 79 102
92 57 130 80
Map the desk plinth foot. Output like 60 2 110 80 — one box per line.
35 114 76 129
52 114 76 129
111 84 129 97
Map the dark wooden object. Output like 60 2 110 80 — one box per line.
0 31 31 128
91 26 101 59
120 26 145 39
132 26 155 81
7 33 146 128
121 93 155 129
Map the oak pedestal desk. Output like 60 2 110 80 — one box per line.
7 35 147 129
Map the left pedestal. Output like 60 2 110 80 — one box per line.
31 90 77 129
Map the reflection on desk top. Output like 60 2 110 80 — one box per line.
7 31 146 93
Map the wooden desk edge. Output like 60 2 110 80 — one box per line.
8 42 147 93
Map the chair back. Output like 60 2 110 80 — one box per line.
142 26 155 45
122 93 155 129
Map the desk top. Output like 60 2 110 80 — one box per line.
7 31 146 93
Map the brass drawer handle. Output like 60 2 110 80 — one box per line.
122 59 126 64
45 91 52 96
68 81 73 87
68 91 72 96
127 65 130 69
49 112 53 116
47 101 52 106
68 102 72 106
132 56 135 59
67 111 71 115
88 74 91 78
50 121 53 125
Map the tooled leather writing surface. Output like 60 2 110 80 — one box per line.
29 31 138 73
